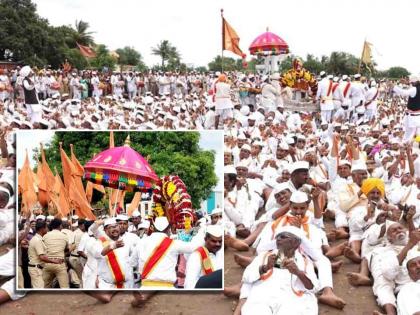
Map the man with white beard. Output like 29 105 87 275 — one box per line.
369 223 420 315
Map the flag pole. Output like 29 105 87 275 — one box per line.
358 38 366 74
221 8 224 73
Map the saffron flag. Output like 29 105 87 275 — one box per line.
18 151 38 215
39 144 56 208
222 15 244 58
86 181 106 203
36 157 49 208
76 42 96 58
52 167 70 218
60 145 95 220
361 41 373 65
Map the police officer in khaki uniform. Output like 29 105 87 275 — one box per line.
28 221 63 288
42 218 69 288
68 219 86 288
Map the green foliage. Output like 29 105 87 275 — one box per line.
0 0 51 66
386 66 410 78
151 40 181 70
195 66 208 73
70 20 95 47
208 55 240 72
64 48 88 70
116 46 141 66
37 132 218 209
89 44 116 71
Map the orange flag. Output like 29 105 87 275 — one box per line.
36 157 48 208
222 10 245 57
127 192 141 216
54 171 71 218
70 144 91 202
86 181 106 203
60 144 95 220
76 42 97 58
18 151 38 215
38 144 56 207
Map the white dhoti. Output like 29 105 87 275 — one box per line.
82 264 98 289
1 278 26 301
403 113 420 142
320 100 334 122
26 103 42 124
370 250 397 307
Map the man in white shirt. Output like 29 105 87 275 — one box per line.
91 218 133 289
397 250 420 315
135 216 195 289
184 225 223 289
393 75 420 142
214 74 233 129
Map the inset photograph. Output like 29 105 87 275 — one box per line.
16 130 223 290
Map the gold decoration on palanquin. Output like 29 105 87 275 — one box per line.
135 161 142 169
103 156 112 162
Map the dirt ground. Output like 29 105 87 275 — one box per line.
0 221 380 315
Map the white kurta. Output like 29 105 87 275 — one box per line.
242 250 318 315
92 236 133 289
138 232 195 288
184 248 223 289
397 280 420 315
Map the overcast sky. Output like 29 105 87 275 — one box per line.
32 0 419 74
17 130 223 190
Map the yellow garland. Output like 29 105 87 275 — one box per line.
184 216 191 231
153 202 165 217
166 182 177 198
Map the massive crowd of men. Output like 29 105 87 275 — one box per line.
221 72 420 314
1 62 420 314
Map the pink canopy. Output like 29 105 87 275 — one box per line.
84 141 159 192
249 29 289 55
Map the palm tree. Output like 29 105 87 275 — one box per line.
72 20 95 46
151 40 180 69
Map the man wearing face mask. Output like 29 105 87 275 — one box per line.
20 66 41 126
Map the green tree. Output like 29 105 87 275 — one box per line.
386 66 410 78
71 20 95 47
116 46 142 66
90 44 116 71
208 55 238 71
195 66 208 73
0 0 52 65
37 132 218 209
303 54 324 74
322 51 361 75
151 40 180 69
63 48 88 70
279 55 300 73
